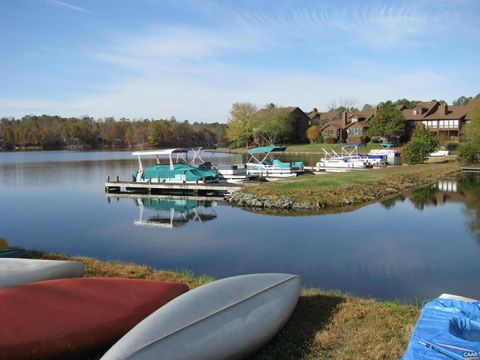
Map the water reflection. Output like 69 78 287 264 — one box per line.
108 195 218 229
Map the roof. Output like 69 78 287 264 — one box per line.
402 101 469 121
247 146 287 155
132 149 189 156
320 120 342 131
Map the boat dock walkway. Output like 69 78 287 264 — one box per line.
104 176 242 196
462 167 480 173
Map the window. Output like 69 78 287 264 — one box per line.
423 121 428 128
348 128 362 136
440 120 445 128
454 120 459 128
413 109 419 116
351 117 358 123
432 121 438 128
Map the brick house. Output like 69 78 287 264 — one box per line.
345 109 376 143
399 101 470 141
319 109 376 143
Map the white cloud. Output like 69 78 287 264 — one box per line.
47 0 95 15
3 1 477 120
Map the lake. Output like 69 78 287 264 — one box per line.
0 150 479 302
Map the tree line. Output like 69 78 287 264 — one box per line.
0 115 227 150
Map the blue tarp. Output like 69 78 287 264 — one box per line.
402 297 480 360
247 146 286 155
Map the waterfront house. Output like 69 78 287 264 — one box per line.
319 109 376 143
399 101 470 141
345 108 376 143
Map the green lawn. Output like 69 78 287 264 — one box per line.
242 162 461 206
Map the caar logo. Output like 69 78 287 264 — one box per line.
463 351 479 360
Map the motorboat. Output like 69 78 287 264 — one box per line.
189 147 258 183
132 149 219 184
368 144 401 165
429 148 450 157
246 146 304 179
314 148 372 172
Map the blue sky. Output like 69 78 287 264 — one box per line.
1 0 479 122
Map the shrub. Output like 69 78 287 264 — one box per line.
457 142 479 164
324 136 336 144
402 124 439 164
443 141 459 152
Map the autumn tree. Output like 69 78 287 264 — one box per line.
306 125 319 144
226 102 256 148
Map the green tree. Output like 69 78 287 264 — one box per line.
365 101 405 142
306 125 319 144
457 99 480 164
226 103 256 147
252 107 292 145
402 124 439 164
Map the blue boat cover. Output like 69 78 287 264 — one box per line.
247 146 286 155
402 297 480 360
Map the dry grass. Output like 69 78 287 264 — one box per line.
36 253 420 360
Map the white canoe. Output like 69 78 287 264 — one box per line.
101 273 301 360
0 258 85 289
439 293 478 303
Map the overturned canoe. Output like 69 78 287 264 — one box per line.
0 258 85 288
0 278 189 359
101 273 301 360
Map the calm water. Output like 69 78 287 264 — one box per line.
1 151 479 302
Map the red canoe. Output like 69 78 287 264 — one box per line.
0 278 189 360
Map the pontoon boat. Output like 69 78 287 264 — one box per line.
246 146 304 179
368 144 401 165
132 149 219 184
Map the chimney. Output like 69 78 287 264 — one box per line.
342 111 348 127
439 104 447 115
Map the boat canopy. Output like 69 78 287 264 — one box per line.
247 146 286 155
132 149 188 156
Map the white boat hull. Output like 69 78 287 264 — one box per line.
101 273 301 360
0 258 85 289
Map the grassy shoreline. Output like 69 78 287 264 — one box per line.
35 252 419 360
230 161 460 213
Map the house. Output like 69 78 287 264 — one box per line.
307 108 341 128
345 108 376 143
319 108 376 143
399 101 470 141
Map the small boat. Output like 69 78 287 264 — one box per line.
368 143 401 165
101 273 301 360
429 148 450 157
132 149 220 184
190 147 259 183
401 293 480 360
0 278 188 360
0 258 85 289
314 148 372 172
246 146 304 180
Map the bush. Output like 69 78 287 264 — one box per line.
457 142 479 164
316 135 324 144
443 141 459 152
324 136 336 144
402 124 439 164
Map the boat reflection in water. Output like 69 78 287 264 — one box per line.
134 197 218 229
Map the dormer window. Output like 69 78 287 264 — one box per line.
352 117 358 123
413 109 419 116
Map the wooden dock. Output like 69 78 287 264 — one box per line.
462 167 480 173
104 176 242 196
106 193 225 202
